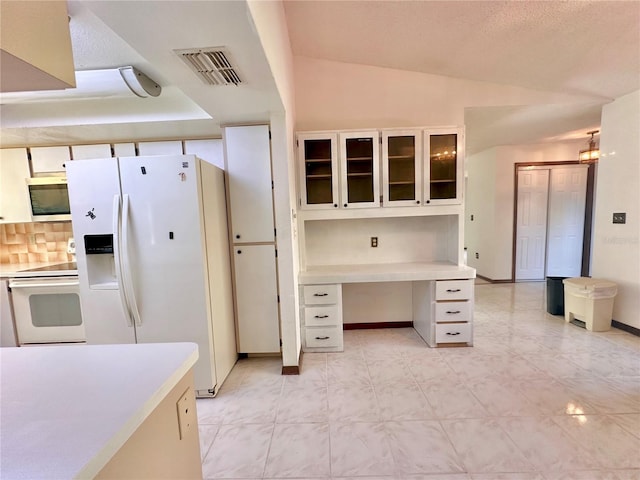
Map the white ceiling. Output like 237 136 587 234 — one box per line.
1 0 639 153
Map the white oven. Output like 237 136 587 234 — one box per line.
9 276 85 344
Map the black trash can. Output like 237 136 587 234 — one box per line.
546 277 567 315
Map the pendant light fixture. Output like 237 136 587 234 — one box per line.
579 130 599 163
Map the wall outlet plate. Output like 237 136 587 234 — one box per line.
176 387 196 440
613 212 626 224
67 237 76 254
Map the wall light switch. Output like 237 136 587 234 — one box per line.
613 212 626 224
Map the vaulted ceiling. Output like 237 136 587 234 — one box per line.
1 0 638 153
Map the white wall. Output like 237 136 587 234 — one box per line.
246 0 301 367
294 56 599 131
465 141 584 280
592 90 640 329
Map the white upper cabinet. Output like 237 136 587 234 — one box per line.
0 148 32 223
30 146 70 173
298 132 339 210
184 139 224 169
339 131 380 209
381 129 423 207
137 141 183 156
423 128 464 205
71 144 112 160
224 125 275 243
113 143 136 157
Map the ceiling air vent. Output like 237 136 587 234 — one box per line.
175 48 242 86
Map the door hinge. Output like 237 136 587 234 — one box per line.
275 249 278 258
268 130 272 140
271 180 274 189
296 139 299 147
279 338 283 347
274 228 277 237
277 295 280 303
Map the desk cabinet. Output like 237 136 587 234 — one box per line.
413 279 474 347
301 284 343 352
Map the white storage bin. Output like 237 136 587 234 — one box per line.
563 277 617 332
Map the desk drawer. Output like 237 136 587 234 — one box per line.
303 284 339 305
435 322 472 344
305 326 343 348
435 280 473 301
435 301 471 322
305 305 340 327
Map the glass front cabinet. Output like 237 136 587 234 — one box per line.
297 127 462 210
339 131 380 209
381 129 423 207
298 132 340 209
423 128 463 205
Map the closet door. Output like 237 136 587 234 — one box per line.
515 169 549 281
546 166 588 277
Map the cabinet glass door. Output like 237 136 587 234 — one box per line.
424 130 462 205
340 131 379 208
298 133 338 209
382 130 422 206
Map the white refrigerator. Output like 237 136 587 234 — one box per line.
66 154 237 396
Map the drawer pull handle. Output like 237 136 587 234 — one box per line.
446 289 461 293
313 293 329 297
315 336 330 340
446 310 461 314
314 315 329 319
445 332 461 336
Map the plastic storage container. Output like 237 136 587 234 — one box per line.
546 277 567 315
562 277 617 332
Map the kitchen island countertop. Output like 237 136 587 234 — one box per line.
0 342 199 479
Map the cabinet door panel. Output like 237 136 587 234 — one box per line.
382 130 422 207
71 144 112 160
423 129 463 205
137 141 183 156
298 133 339 210
340 131 380 208
233 244 280 353
0 148 32 223
30 146 70 173
224 125 275 243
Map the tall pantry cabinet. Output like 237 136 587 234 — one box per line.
223 125 280 354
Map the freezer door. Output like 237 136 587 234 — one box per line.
118 155 217 391
66 158 134 344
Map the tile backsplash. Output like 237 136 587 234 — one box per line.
0 222 74 264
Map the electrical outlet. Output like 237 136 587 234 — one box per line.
176 387 196 440
470 214 474 221
371 237 378 248
613 212 626 224
475 252 479 259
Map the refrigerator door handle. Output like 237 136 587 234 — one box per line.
121 194 143 327
113 194 134 327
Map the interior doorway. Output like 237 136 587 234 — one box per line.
514 164 589 281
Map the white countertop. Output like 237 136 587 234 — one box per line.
299 261 476 284
0 342 199 479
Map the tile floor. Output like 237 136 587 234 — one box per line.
197 282 640 479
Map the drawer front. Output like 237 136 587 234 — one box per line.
435 280 473 301
305 305 340 327
303 284 339 305
435 322 472 344
305 326 343 348
435 301 471 322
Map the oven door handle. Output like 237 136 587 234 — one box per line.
9 280 79 288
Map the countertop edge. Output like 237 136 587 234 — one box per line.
74 346 199 479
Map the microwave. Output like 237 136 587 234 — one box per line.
26 177 72 222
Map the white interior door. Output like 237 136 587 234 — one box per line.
546 166 588 277
515 169 549 281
